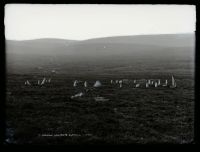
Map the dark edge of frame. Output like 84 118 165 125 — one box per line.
1 0 199 150
194 2 200 146
1 0 6 148
1 0 199 4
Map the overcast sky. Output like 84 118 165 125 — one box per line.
4 4 196 40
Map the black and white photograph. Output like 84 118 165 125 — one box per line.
4 4 196 144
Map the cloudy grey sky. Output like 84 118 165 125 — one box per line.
4 4 196 40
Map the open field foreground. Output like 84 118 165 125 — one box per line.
5 34 195 144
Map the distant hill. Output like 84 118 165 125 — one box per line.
57 33 195 58
6 33 195 55
6 38 77 55
6 33 195 74
75 33 195 47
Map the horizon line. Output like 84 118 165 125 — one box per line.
6 32 195 41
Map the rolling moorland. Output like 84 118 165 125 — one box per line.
5 33 195 144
